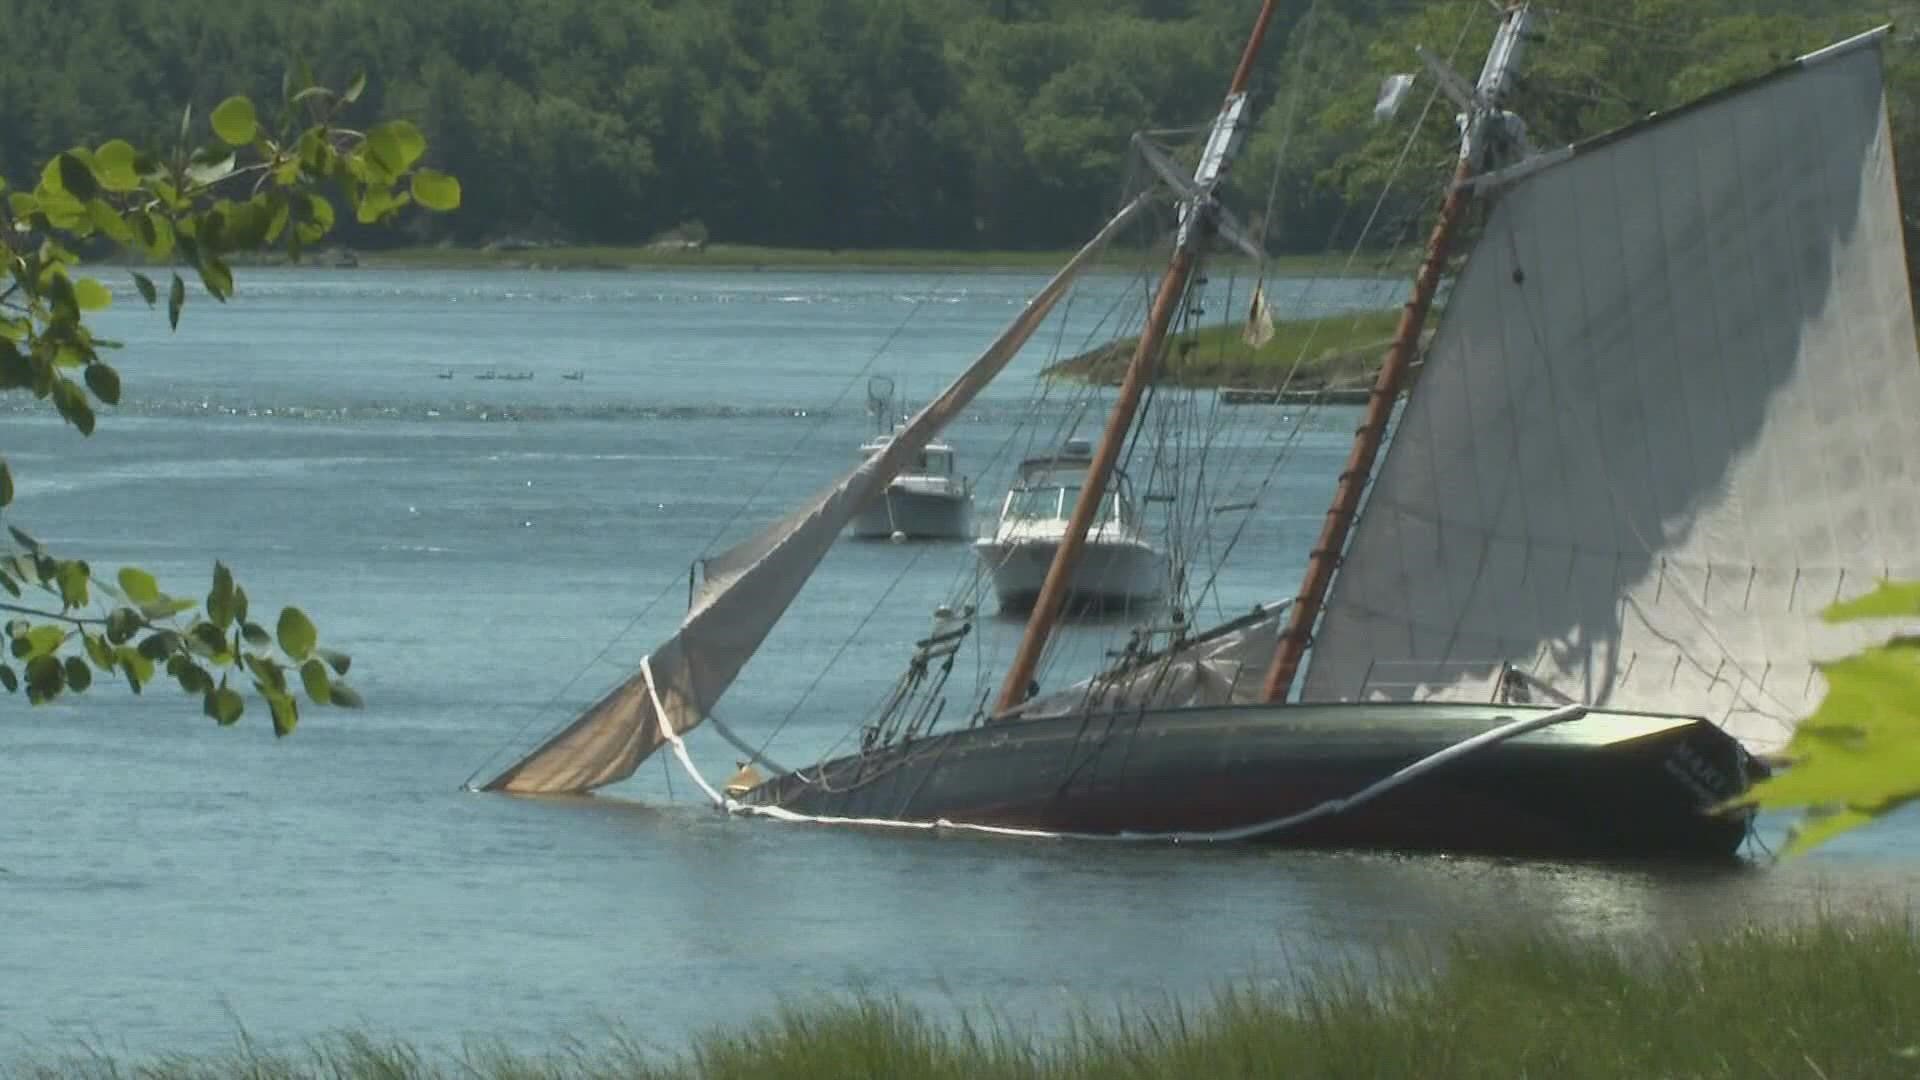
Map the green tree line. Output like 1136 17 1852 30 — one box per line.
1 0 1910 253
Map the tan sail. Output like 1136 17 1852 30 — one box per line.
1298 32 1920 754
482 193 1152 794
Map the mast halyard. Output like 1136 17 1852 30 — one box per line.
992 0 1283 714
1260 2 1536 703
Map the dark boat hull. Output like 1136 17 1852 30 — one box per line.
736 702 1762 859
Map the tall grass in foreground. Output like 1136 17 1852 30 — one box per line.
19 916 1920 1079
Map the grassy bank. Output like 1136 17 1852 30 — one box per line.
19 915 1920 1078
342 243 1395 277
1043 308 1412 392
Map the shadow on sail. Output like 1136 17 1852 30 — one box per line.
1303 36 1920 757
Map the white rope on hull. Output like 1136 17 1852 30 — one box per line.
659 697 1593 844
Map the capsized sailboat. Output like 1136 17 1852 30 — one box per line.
478 4 1920 859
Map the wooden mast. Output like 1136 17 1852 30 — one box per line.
994 0 1282 714
1260 2 1534 703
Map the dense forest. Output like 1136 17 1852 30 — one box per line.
1 0 1911 251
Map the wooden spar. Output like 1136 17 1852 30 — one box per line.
1261 3 1533 703
1258 159 1474 702
993 0 1282 715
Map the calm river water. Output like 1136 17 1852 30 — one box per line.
2 267 1915 1061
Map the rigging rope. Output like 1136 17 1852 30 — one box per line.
461 269 964 789
1185 6 1480 623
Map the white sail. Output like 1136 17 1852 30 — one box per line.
1300 31 1920 754
484 194 1151 794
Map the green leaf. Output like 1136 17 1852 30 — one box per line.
54 152 99 200
87 199 135 244
266 687 298 736
240 621 271 648
409 169 461 212
353 186 407 225
299 658 332 705
245 653 287 694
1825 580 1920 623
0 458 12 508
184 147 236 187
1720 633 1920 857
63 655 91 692
233 584 249 624
83 632 115 671
188 621 230 660
23 625 65 658
137 629 181 660
315 647 351 676
105 608 142 645
208 562 236 629
210 96 259 147
276 607 316 661
138 596 196 620
25 654 63 702
8 526 40 553
168 273 186 330
93 139 138 191
85 363 121 406
297 192 335 243
130 272 158 308
364 120 426 177
197 256 233 302
72 277 111 311
117 567 160 605
204 686 245 725
0 664 16 692
55 561 89 609
344 71 367 104
52 379 96 436
117 646 153 691
145 213 175 261
169 654 213 694
329 682 364 708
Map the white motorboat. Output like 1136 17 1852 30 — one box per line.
973 438 1168 614
847 426 974 540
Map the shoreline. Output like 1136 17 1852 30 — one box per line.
202 242 1411 277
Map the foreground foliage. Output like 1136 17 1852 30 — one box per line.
1728 580 1920 855
1 69 458 730
16 915 1920 1078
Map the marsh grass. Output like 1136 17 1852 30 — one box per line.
18 916 1920 1079
1043 308 1410 390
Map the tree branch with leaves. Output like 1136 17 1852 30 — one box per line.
0 65 459 733
1723 580 1920 856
